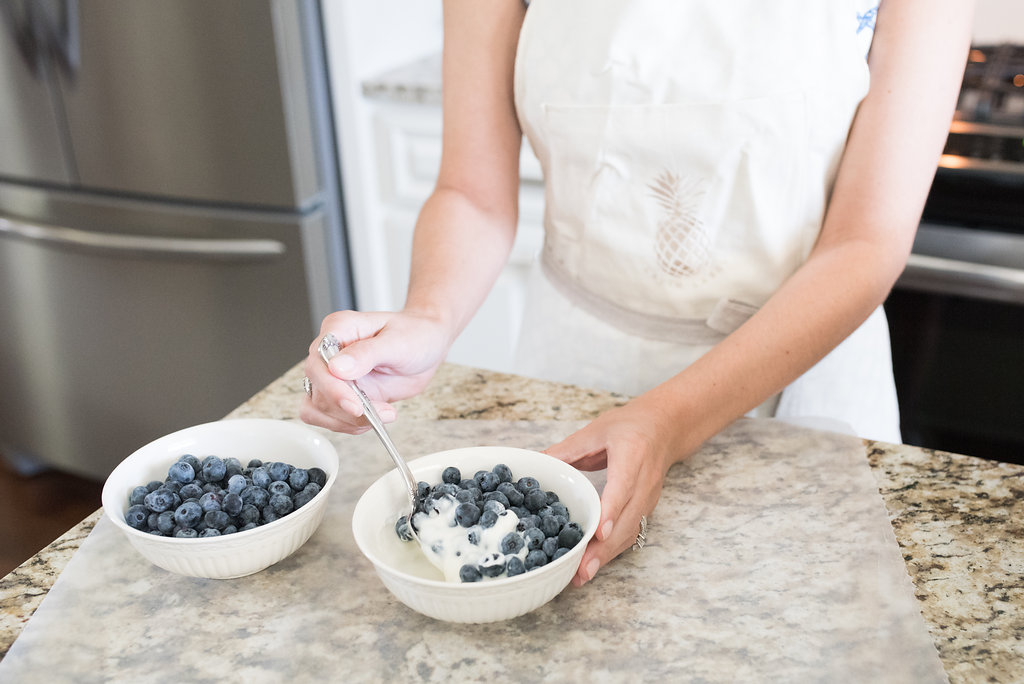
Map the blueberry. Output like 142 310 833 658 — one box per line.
416 481 430 499
519 514 541 531
242 485 269 509
395 515 414 542
251 467 271 489
506 556 526 577
167 461 195 484
222 525 238 535
179 454 202 472
492 463 514 483
129 486 149 506
262 506 281 524
516 476 539 494
482 498 506 515
156 511 176 534
288 469 309 491
475 471 500 493
523 488 548 512
303 482 321 497
545 491 559 506
147 512 160 531
223 457 243 477
226 474 247 495
247 458 263 469
199 528 221 537
558 522 584 549
479 553 506 578
125 504 148 530
222 492 243 517
483 491 510 510
174 528 199 538
467 527 481 545
524 527 545 551
459 565 483 583
266 461 291 482
540 515 562 538
268 481 291 497
145 480 163 492
510 506 529 519
144 488 175 513
294 489 316 509
454 488 475 504
238 504 260 526
268 493 293 516
455 502 481 528
239 522 258 532
500 531 525 555
198 492 222 512
524 549 548 571
173 501 203 528
479 509 499 529
497 482 524 507
542 536 559 558
204 510 230 530
552 547 570 561
441 466 461 485
550 502 569 519
201 456 226 483
307 467 327 488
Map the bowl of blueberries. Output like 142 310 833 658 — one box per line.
102 418 339 579
351 445 601 623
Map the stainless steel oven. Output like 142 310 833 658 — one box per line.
885 44 1024 464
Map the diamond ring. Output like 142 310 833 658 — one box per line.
632 514 648 551
318 332 341 365
302 376 313 398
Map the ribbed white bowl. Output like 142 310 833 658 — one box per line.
102 419 338 579
352 446 601 623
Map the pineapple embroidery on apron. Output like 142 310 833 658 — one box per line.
647 170 715 282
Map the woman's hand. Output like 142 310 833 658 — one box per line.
545 393 695 586
299 309 452 434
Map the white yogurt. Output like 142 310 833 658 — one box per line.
411 495 526 582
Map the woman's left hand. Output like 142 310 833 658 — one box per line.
544 394 693 586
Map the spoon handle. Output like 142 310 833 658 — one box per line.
346 380 419 507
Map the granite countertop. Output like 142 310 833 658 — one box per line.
1 363 1022 682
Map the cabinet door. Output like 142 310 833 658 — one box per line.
58 0 319 208
0 3 72 184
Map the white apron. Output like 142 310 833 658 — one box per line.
511 0 901 442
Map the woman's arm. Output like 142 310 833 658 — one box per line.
301 0 526 433
548 0 977 584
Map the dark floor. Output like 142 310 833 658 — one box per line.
0 457 103 578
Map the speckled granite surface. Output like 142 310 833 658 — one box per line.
1 363 1022 682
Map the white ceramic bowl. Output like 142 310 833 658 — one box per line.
352 446 601 623
102 418 338 579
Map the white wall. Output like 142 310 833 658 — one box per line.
320 1 443 312
973 0 1024 42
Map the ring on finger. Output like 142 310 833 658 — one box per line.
632 514 648 551
302 376 313 398
318 332 341 365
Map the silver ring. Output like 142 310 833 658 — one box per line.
302 376 313 398
318 332 341 365
632 515 648 551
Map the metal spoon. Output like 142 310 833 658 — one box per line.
318 334 421 537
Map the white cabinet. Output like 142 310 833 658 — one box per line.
367 101 545 373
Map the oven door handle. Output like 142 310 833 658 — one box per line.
0 215 286 262
901 253 1024 305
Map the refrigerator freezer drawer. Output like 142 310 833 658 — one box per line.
0 188 320 479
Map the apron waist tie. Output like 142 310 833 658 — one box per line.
540 249 758 344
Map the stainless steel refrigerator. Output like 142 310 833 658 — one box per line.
0 0 353 479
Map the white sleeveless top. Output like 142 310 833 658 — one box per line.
510 0 901 442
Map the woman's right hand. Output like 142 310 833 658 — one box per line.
299 308 452 434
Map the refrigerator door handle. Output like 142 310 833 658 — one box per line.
0 214 286 261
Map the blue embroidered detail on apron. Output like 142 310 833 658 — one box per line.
856 6 878 34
